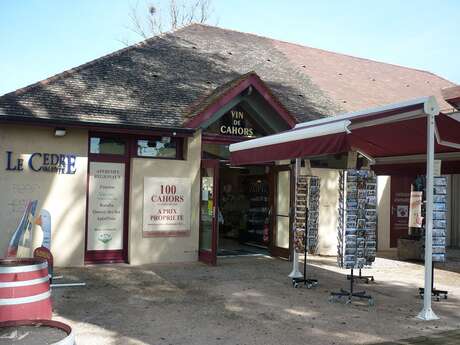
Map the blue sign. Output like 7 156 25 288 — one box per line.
6 151 76 174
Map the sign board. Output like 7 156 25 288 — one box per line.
143 177 191 237
87 162 125 251
408 191 423 228
205 105 261 137
433 159 441 176
5 151 77 174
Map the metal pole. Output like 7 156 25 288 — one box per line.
417 113 439 320
289 158 303 279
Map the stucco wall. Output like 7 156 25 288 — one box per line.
302 168 340 256
0 124 88 266
128 132 201 265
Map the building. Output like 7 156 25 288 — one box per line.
0 24 457 267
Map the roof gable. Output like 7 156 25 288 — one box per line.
184 72 296 129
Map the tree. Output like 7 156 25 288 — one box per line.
122 0 216 44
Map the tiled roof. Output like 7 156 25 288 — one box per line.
0 24 456 129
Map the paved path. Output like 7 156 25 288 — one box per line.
372 330 460 345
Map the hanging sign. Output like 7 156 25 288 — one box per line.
205 105 261 137
143 177 191 237
87 162 125 251
408 191 423 228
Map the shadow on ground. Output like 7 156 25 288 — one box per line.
51 255 460 345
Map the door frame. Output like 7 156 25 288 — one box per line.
84 133 131 264
269 165 293 259
198 159 220 265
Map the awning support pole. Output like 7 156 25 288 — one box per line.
289 158 303 279
417 113 439 320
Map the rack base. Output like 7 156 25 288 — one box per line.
346 268 374 284
329 288 374 306
330 269 374 306
292 277 318 289
419 287 448 302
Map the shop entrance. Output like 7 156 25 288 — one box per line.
218 164 270 257
199 142 293 264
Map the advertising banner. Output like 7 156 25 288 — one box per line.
87 162 125 251
408 191 423 228
143 177 191 237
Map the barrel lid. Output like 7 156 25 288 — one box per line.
0 258 48 273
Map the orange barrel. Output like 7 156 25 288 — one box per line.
0 258 52 321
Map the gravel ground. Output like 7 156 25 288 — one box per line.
51 253 460 345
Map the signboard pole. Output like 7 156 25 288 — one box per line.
417 113 439 320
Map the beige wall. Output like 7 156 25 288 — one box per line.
377 176 392 251
0 124 88 266
300 167 340 256
128 132 201 265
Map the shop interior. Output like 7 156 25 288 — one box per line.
202 142 271 257
218 164 270 256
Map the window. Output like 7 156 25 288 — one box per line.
136 137 181 159
90 137 125 155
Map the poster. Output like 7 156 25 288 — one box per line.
87 162 125 251
143 177 191 237
408 191 423 228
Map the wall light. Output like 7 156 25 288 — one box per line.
54 128 66 137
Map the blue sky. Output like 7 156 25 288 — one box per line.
1 0 459 96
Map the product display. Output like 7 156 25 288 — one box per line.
294 175 308 253
414 176 447 262
431 176 447 262
337 169 377 269
246 179 269 244
307 177 320 254
294 175 320 254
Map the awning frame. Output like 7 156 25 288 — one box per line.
229 96 460 321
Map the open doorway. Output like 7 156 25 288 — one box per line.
218 164 270 257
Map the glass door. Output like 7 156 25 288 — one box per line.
85 134 129 263
199 160 219 265
270 166 292 259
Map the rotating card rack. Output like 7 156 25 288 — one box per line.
419 176 448 301
292 175 319 289
331 170 377 305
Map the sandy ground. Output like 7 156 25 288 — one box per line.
51 253 460 345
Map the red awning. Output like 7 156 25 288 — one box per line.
230 97 460 167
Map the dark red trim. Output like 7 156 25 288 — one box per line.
184 74 297 129
373 160 460 176
231 133 348 166
269 165 293 259
0 116 194 137
198 159 219 265
84 133 131 264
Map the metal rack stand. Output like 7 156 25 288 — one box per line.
330 268 374 306
419 263 448 301
292 207 318 289
347 268 374 284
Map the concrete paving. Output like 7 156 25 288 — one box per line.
51 253 460 345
